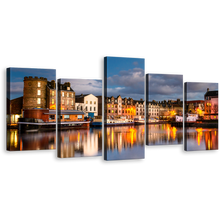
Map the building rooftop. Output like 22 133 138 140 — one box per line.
47 81 74 92
75 94 90 98
186 100 204 103
204 90 218 97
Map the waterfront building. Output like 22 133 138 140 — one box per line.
204 88 218 120
75 94 98 117
22 109 85 123
134 99 145 117
96 95 102 116
23 76 48 109
105 95 137 119
158 100 172 119
8 96 23 125
23 78 76 111
185 100 204 114
58 82 75 110
147 100 160 118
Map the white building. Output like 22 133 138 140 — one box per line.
134 99 145 118
75 94 98 117
147 101 160 118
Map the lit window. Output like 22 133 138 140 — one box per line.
72 93 74 98
37 90 41 95
108 105 110 107
38 82 41 87
86 101 88 104
62 100 64 104
67 87 70 90
37 98 41 104
52 91 55 96
94 101 96 104
112 110 114 113
71 100 73 105
67 93 69 97
90 101 92 104
67 100 69 105
52 99 54 104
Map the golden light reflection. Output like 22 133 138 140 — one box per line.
166 126 177 140
78 132 80 142
172 127 177 140
208 139 211 150
196 128 203 146
111 130 114 143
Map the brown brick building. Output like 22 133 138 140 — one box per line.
8 77 79 125
23 76 48 109
23 77 76 111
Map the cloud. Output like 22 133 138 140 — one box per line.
107 68 144 99
10 68 56 82
9 82 24 93
61 79 102 96
148 74 183 101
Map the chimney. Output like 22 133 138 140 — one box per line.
207 88 209 92
64 82 70 87
51 80 55 89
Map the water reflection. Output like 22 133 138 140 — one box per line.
7 129 56 151
185 127 218 151
147 124 183 145
104 125 145 160
58 128 102 158
9 125 216 154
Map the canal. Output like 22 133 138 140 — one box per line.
8 125 216 154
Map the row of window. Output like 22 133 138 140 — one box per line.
77 106 96 111
108 110 135 114
62 92 74 98
37 90 55 96
62 100 74 105
85 101 97 104
108 99 132 104
37 98 55 104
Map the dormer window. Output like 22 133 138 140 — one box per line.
67 87 70 90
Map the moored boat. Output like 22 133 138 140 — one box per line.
18 119 90 133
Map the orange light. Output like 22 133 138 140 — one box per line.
50 104 56 110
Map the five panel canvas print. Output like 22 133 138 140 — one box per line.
6 64 218 156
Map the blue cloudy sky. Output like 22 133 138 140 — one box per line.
105 57 145 100
186 82 218 100
8 68 216 103
8 68 56 100
7 68 102 100
60 78 102 96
